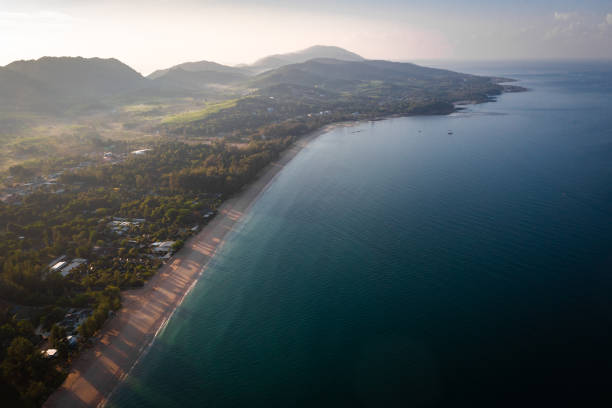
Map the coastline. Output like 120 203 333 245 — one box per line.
43 126 331 408
42 87 519 407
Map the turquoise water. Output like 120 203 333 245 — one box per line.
110 62 612 407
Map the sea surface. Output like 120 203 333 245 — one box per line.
109 61 612 407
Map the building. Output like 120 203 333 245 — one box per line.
108 218 144 235
50 261 67 272
151 241 175 252
48 255 67 268
42 349 58 359
131 148 151 155
151 241 176 258
60 258 87 277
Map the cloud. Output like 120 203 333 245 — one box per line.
545 10 612 44
546 11 582 39
554 12 575 21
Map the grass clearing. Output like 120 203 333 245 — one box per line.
161 99 239 124
123 103 167 113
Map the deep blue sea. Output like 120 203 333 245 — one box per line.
109 61 612 407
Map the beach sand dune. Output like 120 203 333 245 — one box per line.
44 132 323 408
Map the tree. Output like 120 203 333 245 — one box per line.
48 324 66 349
78 319 93 339
23 380 47 407
1 337 36 392
172 240 184 252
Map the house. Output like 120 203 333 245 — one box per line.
131 149 151 155
151 241 176 253
50 261 68 272
151 241 176 259
42 349 58 359
108 218 144 235
48 255 67 268
60 258 87 277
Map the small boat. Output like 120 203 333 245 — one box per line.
448 130 453 135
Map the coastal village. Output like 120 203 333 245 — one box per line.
1 147 222 368
8 200 218 364
0 148 152 205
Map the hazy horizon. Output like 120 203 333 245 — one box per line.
1 0 612 75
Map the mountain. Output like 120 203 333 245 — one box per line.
252 58 474 91
0 48 507 117
0 67 54 112
144 60 249 96
246 58 507 117
5 57 145 96
147 60 246 80
158 57 510 138
146 45 365 88
249 45 364 73
0 57 146 113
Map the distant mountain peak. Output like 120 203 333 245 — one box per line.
147 60 244 79
250 45 364 73
299 45 364 56
146 46 365 79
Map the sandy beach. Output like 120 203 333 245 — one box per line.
43 129 328 408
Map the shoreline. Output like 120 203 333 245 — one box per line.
43 89 518 407
43 126 332 408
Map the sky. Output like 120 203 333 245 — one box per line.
0 0 611 75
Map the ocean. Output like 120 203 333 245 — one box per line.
109 61 612 407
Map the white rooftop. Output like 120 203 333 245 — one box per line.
48 255 66 267
131 149 151 155
151 241 176 252
61 259 87 277
50 261 67 271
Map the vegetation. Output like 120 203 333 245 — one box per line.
0 45 523 406
161 98 240 124
0 135 298 406
0 308 66 407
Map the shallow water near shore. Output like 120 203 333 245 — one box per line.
109 61 612 406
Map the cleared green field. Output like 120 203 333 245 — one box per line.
161 99 239 124
122 103 166 113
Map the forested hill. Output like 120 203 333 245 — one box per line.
0 46 518 117
157 58 512 137
147 60 246 80
5 57 144 92
251 58 482 91
0 57 146 114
